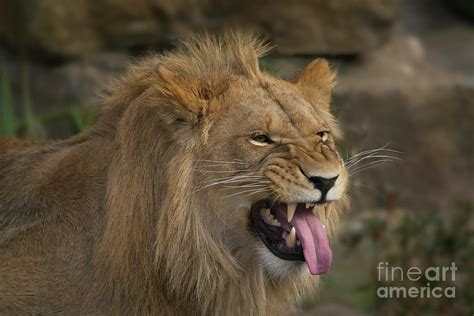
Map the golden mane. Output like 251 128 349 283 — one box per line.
0 32 345 315
94 32 308 315
102 32 271 112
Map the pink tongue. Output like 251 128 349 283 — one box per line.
291 210 332 275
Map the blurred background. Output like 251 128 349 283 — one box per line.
0 0 472 315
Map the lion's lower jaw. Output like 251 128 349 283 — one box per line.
257 245 307 279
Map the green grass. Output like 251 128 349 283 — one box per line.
1 67 15 136
0 66 98 139
21 65 43 139
70 105 99 134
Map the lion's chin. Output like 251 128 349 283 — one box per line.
257 245 307 279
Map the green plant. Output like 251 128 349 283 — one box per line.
20 64 44 139
341 203 474 316
1 67 15 137
0 66 98 139
70 105 99 133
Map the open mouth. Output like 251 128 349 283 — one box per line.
250 200 332 275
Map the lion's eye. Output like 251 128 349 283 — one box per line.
250 133 273 146
316 131 329 142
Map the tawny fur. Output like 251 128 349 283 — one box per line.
0 32 348 315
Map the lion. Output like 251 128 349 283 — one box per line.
0 32 349 315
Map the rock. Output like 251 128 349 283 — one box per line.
333 36 474 211
0 0 400 59
261 34 474 211
399 0 474 75
0 0 101 58
445 0 474 20
220 0 400 55
263 29 474 210
421 26 474 75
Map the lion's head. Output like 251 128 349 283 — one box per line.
97 32 349 314
196 58 348 279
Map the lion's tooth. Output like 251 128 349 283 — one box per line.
287 203 297 222
271 219 281 227
305 202 316 209
260 208 272 223
286 227 296 248
312 205 318 217
296 240 301 247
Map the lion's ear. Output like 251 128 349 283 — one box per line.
294 59 336 110
156 66 224 125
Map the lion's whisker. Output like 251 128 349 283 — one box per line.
194 175 266 192
202 175 264 184
202 178 265 188
203 174 262 180
350 182 376 191
223 188 263 199
346 146 403 165
350 142 394 154
221 183 270 189
240 189 271 199
345 148 386 162
349 161 392 176
192 169 252 173
345 146 403 165
197 164 247 169
346 154 401 169
195 160 248 165
346 150 402 165
349 159 396 173
345 144 402 158
223 187 271 199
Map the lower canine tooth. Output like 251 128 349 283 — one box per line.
286 227 297 248
271 219 281 227
287 203 297 222
260 208 273 223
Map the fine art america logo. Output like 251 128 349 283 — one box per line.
377 262 457 298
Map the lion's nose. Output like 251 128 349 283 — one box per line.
309 175 339 197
